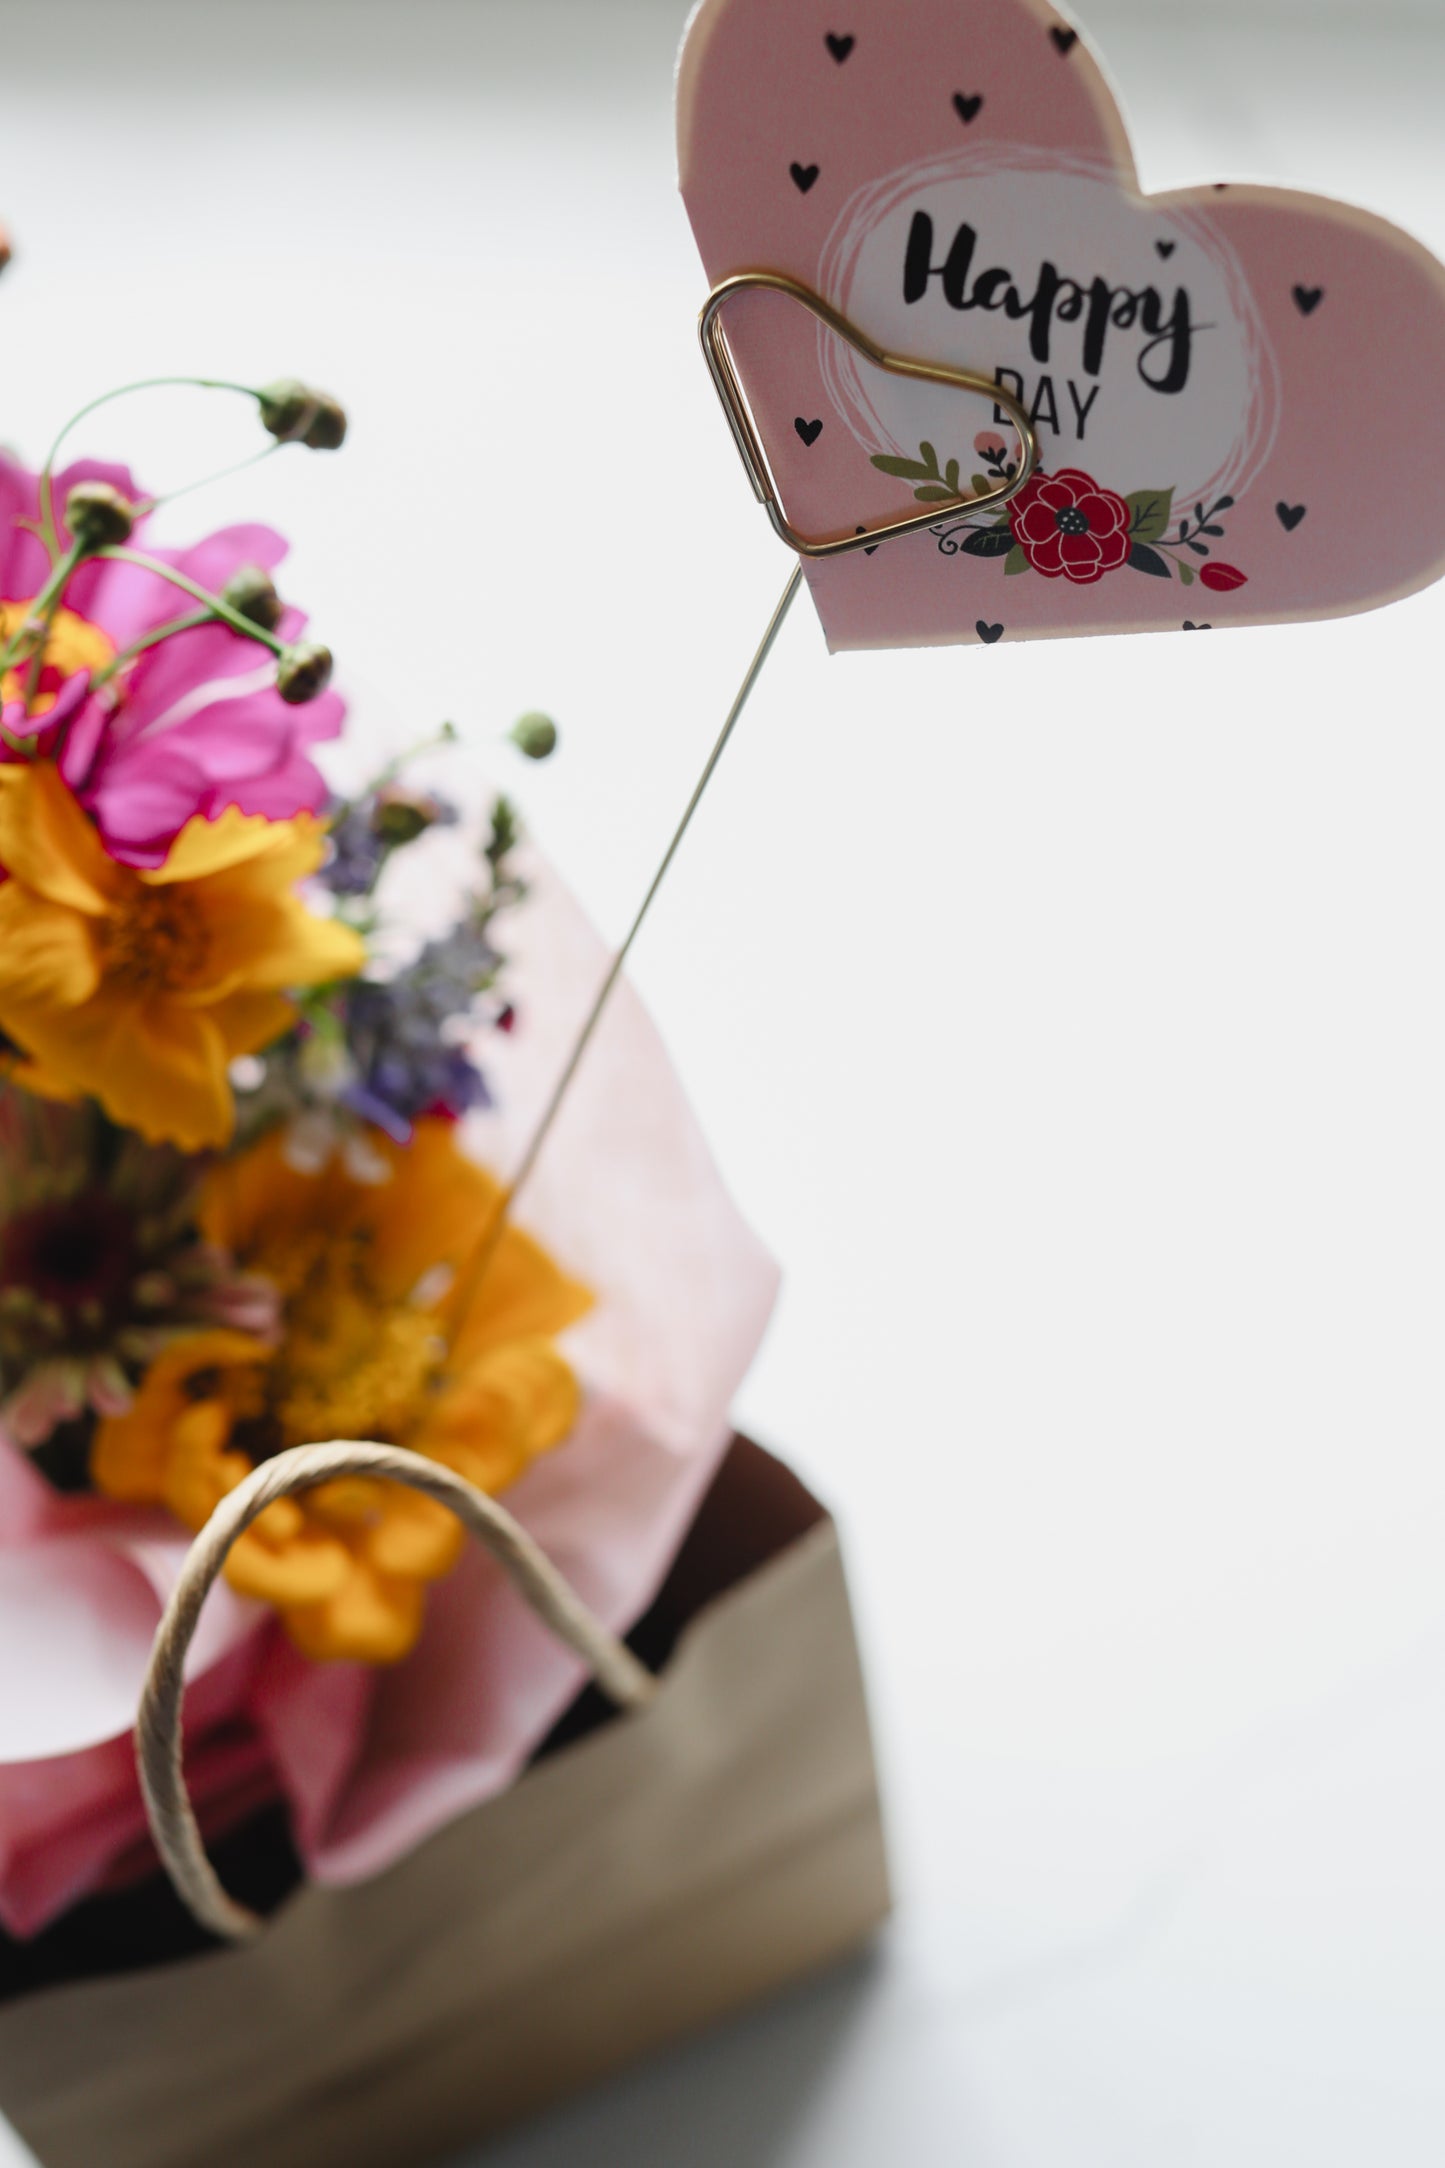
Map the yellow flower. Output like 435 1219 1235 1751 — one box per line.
0 601 113 713
92 1120 592 1664
0 761 363 1151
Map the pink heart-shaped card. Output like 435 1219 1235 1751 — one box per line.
677 0 1445 648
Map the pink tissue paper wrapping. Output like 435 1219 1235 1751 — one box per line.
0 848 779 1936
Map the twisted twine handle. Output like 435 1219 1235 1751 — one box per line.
136 1439 659 1944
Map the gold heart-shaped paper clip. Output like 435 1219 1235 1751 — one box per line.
700 271 1039 560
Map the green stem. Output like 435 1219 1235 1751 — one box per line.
38 376 260 558
137 438 284 516
91 610 214 688
442 562 803 1352
0 542 84 680
324 724 463 907
94 549 288 656
368 720 459 794
21 623 52 712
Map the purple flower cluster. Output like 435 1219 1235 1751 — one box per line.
238 784 531 1147
230 778 526 1151
322 802 392 897
323 784 459 896
339 922 501 1141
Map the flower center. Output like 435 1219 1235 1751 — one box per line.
233 1228 444 1457
102 887 211 993
1054 505 1091 537
0 1194 137 1322
0 599 114 714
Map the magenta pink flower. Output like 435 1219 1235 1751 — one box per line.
0 454 343 866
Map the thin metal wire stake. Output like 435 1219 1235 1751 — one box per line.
447 561 804 1334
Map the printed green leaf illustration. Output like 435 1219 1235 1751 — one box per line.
1126 489 1175 545
1128 542 1172 578
950 527 1017 558
871 455 937 481
871 440 970 504
1004 545 1030 574
1178 562 1196 586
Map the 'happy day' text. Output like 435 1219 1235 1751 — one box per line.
903 212 1205 395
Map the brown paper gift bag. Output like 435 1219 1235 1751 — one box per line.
0 1435 889 2168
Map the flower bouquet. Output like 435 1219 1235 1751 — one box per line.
0 381 887 2166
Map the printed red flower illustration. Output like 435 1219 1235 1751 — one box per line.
1009 468 1133 584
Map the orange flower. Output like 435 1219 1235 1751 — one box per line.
0 761 363 1150
92 1120 591 1664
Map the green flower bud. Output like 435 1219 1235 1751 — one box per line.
221 564 285 633
301 393 347 451
373 786 447 846
258 378 347 449
257 378 309 437
275 641 334 705
65 481 136 553
509 711 558 761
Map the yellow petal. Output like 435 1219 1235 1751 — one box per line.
226 1525 354 1606
1 1055 82 1106
0 885 99 1007
306 1475 388 1527
169 1397 231 1464
251 1497 305 1547
92 1330 270 1508
163 1456 239 1532
283 1563 426 1664
203 986 297 1057
143 806 310 886
199 1125 363 1267
0 987 232 1148
447 1224 593 1367
151 1330 276 1386
419 1339 581 1493
356 1121 591 1338
118 1002 234 1149
439 1439 531 1493
174 812 328 898
188 892 364 997
0 762 125 914
92 1391 186 1502
356 1120 503 1301
362 1489 466 1582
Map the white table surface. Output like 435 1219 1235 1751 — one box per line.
3 2 1445 2160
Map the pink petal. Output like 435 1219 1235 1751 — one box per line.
172 523 289 597
121 622 277 722
56 684 112 792
0 456 140 606
86 743 216 864
150 689 327 781
202 750 331 823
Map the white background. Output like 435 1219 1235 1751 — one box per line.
3 1 1445 2160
